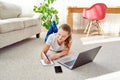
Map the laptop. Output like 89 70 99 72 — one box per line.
58 46 102 70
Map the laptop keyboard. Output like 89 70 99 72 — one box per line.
64 60 75 66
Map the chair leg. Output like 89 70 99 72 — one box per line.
86 21 93 36
95 21 101 34
84 21 90 33
96 20 104 35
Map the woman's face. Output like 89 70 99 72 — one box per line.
57 28 69 43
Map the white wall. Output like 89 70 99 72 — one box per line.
52 0 120 35
52 0 120 24
1 0 120 35
1 0 39 16
2 0 120 23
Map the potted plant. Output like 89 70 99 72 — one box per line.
33 0 59 30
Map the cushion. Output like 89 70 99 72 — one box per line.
21 18 40 28
0 18 24 33
0 1 22 19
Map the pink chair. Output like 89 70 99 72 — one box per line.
82 3 107 36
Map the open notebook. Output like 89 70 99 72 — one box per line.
40 59 54 66
40 52 54 66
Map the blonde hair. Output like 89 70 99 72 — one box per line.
59 24 72 48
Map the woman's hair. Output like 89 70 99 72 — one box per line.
59 24 72 48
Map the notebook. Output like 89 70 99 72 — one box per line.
40 59 54 66
40 52 54 66
58 46 102 69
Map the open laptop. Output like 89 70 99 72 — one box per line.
58 46 102 70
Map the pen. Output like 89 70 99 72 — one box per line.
42 52 50 61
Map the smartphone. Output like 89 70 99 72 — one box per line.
54 66 63 73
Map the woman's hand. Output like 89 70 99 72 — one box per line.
43 58 51 64
41 52 51 64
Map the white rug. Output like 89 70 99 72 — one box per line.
1 33 120 80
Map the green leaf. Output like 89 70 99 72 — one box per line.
33 0 59 30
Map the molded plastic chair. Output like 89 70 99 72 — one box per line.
82 3 107 36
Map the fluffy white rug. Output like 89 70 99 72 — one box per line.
1 33 120 80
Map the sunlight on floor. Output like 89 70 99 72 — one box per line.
81 35 120 45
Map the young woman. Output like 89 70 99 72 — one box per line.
41 24 72 64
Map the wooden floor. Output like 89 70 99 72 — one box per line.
73 29 120 36
73 29 103 35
